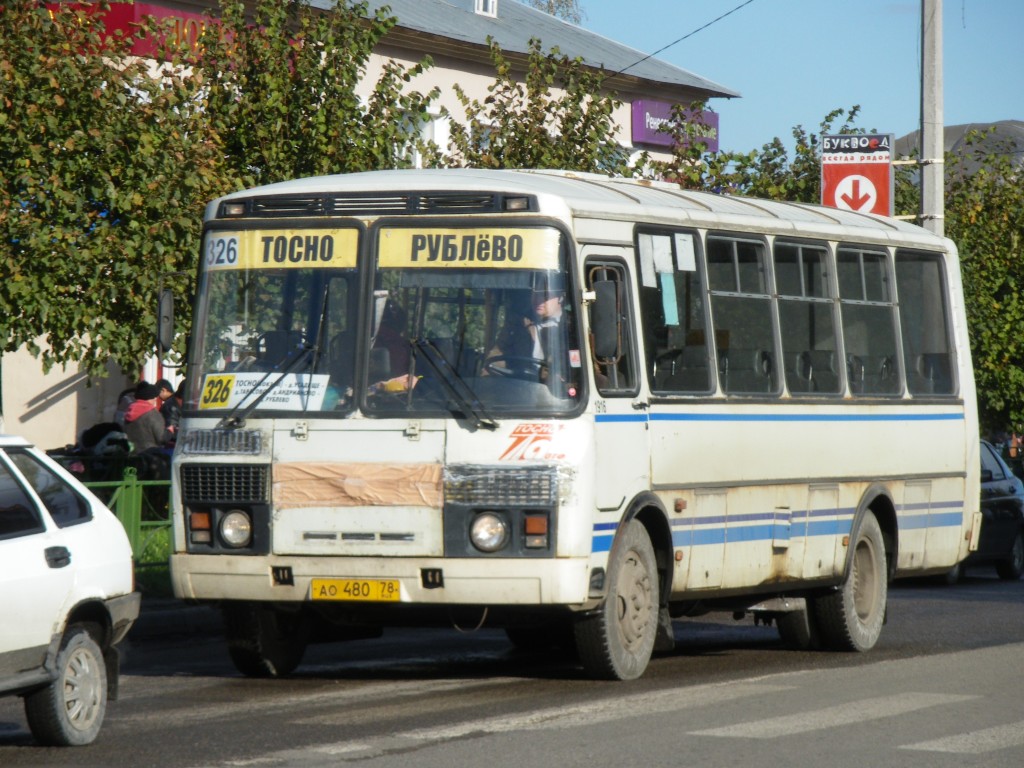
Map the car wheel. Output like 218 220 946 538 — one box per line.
995 531 1024 581
23 625 107 746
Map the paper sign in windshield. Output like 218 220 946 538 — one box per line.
200 372 330 411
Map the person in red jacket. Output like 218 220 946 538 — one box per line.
123 382 169 453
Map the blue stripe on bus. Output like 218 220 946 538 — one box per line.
595 412 964 424
595 503 965 552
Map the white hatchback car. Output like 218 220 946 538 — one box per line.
0 434 139 746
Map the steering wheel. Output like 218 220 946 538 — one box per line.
483 355 546 380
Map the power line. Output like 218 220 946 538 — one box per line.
610 0 758 78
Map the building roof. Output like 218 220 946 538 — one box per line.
313 0 739 100
895 120 1024 174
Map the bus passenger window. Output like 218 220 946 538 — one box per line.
636 231 712 394
837 247 900 395
707 235 779 395
896 251 956 396
775 242 841 395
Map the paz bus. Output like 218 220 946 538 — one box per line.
168 169 979 680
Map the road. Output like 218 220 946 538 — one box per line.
2 572 1023 767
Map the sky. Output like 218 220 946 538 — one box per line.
580 0 1024 154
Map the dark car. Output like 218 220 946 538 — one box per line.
953 440 1024 581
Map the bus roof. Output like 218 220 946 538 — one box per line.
211 169 949 250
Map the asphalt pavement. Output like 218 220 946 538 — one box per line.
129 596 222 641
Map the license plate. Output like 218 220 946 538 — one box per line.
310 578 400 602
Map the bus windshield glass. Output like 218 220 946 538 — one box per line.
365 225 581 417
191 227 359 414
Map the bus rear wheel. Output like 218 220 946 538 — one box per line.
575 520 658 680
813 511 887 652
223 602 309 678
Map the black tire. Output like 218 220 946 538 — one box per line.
575 520 658 680
995 531 1024 581
813 511 887 652
776 608 817 650
23 626 107 746
223 603 309 678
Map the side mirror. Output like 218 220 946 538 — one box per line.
591 280 619 360
157 288 175 353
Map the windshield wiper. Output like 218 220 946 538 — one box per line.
216 342 317 429
412 339 497 431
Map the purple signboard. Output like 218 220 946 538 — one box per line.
631 99 719 152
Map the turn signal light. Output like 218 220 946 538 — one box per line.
524 513 549 549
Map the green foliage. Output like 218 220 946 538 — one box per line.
0 0 219 375
657 105 870 203
0 0 436 377
188 0 438 187
943 132 1024 432
445 38 639 175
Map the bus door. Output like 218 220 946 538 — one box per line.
583 250 649 517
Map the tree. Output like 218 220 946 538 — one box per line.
188 0 438 188
942 132 1024 432
445 38 638 175
0 1 221 376
0 0 437 377
523 0 584 25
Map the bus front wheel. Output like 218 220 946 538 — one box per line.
223 602 309 678
575 520 658 680
813 511 887 652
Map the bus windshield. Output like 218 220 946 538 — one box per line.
191 227 359 414
365 225 581 418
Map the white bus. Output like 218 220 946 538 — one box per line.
169 169 979 680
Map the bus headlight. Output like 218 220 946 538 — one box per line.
470 512 509 553
220 509 253 548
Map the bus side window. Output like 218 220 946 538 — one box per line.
636 230 712 395
707 235 780 396
775 241 841 395
837 247 901 396
585 261 638 396
895 250 956 396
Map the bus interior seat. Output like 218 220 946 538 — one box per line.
661 345 711 392
720 349 774 393
789 350 838 394
909 352 952 394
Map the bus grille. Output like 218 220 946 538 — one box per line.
181 429 262 455
180 464 270 504
444 466 558 506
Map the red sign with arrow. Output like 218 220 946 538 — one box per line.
820 134 893 217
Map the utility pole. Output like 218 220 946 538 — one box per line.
921 0 944 236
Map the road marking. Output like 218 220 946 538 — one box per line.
117 677 522 726
258 681 794 762
689 692 977 738
902 721 1024 754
